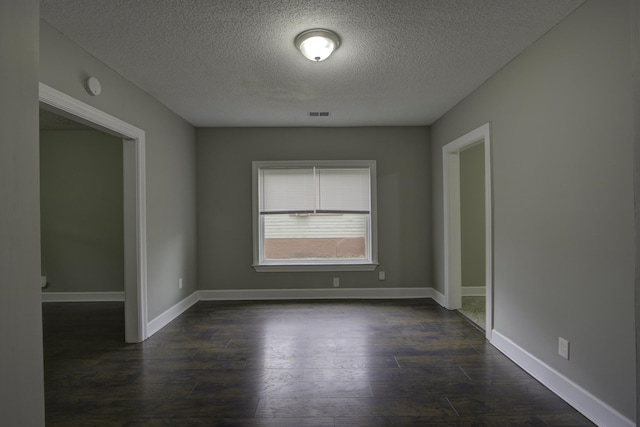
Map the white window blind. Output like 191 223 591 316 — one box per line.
317 168 370 213
259 167 370 214
260 168 315 213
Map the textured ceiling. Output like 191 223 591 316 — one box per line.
40 0 585 127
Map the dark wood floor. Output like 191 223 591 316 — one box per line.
43 299 594 426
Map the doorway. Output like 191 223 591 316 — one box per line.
39 83 148 343
40 108 124 301
443 123 493 340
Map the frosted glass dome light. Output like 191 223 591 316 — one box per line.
295 29 341 62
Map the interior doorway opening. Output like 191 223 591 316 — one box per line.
39 83 148 343
442 123 493 340
40 109 124 303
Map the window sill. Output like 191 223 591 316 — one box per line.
252 263 379 273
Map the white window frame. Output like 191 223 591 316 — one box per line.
252 160 378 272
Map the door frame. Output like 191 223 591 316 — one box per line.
442 123 493 340
39 83 148 343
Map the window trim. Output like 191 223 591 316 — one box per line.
252 160 378 272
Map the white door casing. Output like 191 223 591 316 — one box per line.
442 123 493 340
39 83 148 343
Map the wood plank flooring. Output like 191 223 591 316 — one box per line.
43 299 595 426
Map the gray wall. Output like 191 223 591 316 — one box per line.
431 0 635 420
40 130 124 293
0 0 45 425
197 127 431 291
459 143 485 287
40 21 198 319
634 0 640 421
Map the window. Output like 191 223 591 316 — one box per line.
252 160 378 272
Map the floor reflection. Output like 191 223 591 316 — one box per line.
259 304 372 399
43 300 595 426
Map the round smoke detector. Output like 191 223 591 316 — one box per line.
85 77 102 96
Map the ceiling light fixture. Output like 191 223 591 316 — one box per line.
295 29 341 62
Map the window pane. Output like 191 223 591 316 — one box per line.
263 213 367 260
261 168 315 213
253 160 377 271
317 168 370 213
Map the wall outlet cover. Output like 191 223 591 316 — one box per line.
558 337 570 360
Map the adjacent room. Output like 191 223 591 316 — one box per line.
2 0 638 426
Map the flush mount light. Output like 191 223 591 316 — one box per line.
295 29 341 62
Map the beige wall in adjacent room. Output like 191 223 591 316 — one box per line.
40 129 124 293
197 127 431 291
459 143 485 288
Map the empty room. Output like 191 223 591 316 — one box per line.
1 0 638 426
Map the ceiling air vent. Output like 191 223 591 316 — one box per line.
309 112 330 117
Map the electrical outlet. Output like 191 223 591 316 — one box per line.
41 276 47 288
558 337 570 360
379 271 385 281
333 277 340 287
179 278 183 289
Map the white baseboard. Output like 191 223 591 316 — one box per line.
146 291 199 337
197 287 433 301
145 287 437 340
491 330 634 427
429 288 446 307
42 291 125 302
461 286 486 297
